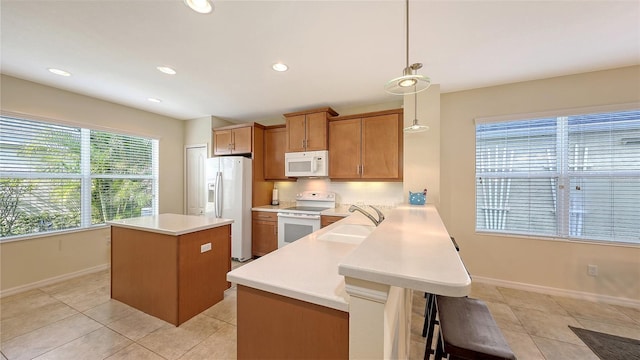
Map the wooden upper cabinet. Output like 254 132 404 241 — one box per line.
328 118 361 179
286 115 307 152
362 114 401 179
213 125 252 155
264 125 289 180
232 126 252 154
305 112 330 151
328 109 403 181
213 129 233 155
285 107 338 152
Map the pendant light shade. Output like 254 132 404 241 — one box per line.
385 63 431 95
184 0 213 14
404 118 430 133
385 0 431 95
404 88 429 133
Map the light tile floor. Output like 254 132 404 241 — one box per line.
1 265 639 359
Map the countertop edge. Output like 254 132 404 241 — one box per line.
107 215 234 236
228 274 349 312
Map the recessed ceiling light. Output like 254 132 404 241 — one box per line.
272 63 288 72
184 0 213 14
157 66 177 75
48 68 71 77
147 98 162 103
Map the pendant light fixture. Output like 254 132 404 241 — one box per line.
184 0 213 14
404 87 430 133
385 0 431 95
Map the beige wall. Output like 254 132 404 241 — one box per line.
439 66 640 301
403 85 440 205
184 115 232 156
1 74 185 293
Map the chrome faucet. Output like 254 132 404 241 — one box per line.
348 205 384 226
369 205 385 224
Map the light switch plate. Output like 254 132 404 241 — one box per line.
201 243 212 253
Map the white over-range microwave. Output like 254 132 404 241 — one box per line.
285 150 329 177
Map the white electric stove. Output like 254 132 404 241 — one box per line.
277 191 336 248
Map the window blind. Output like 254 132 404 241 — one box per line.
475 109 640 244
0 115 158 239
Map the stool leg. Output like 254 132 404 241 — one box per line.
434 328 445 360
423 294 438 359
422 293 432 337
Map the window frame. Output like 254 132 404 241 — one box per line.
474 102 640 246
0 111 159 242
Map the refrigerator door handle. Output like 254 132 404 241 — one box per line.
215 171 222 218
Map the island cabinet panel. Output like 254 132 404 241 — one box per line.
237 285 349 359
111 227 179 324
177 225 231 324
111 224 231 326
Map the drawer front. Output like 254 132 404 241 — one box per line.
252 211 278 221
321 215 345 228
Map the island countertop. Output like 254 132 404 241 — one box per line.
107 213 233 236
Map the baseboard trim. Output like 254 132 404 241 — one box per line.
0 263 110 298
473 276 640 308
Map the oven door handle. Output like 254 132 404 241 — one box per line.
277 213 321 220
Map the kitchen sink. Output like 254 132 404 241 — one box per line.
317 224 375 244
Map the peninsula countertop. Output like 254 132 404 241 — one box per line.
339 205 471 297
227 204 471 312
107 213 233 236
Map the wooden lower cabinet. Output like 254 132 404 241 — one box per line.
111 225 231 326
252 211 278 256
237 285 349 359
321 215 345 228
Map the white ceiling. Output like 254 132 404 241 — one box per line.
1 0 639 122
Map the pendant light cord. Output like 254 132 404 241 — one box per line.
405 0 409 70
414 89 417 123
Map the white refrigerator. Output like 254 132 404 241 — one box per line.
205 156 252 262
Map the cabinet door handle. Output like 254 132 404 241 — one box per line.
356 165 360 175
273 227 277 236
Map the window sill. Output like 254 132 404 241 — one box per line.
475 231 640 249
0 225 110 244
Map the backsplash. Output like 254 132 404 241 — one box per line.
273 179 404 207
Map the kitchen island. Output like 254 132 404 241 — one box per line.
108 213 233 326
227 204 471 359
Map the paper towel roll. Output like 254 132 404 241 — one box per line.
272 188 279 205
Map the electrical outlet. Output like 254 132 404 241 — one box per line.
587 264 598 277
200 243 212 253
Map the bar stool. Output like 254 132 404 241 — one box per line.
434 295 516 360
422 237 462 359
